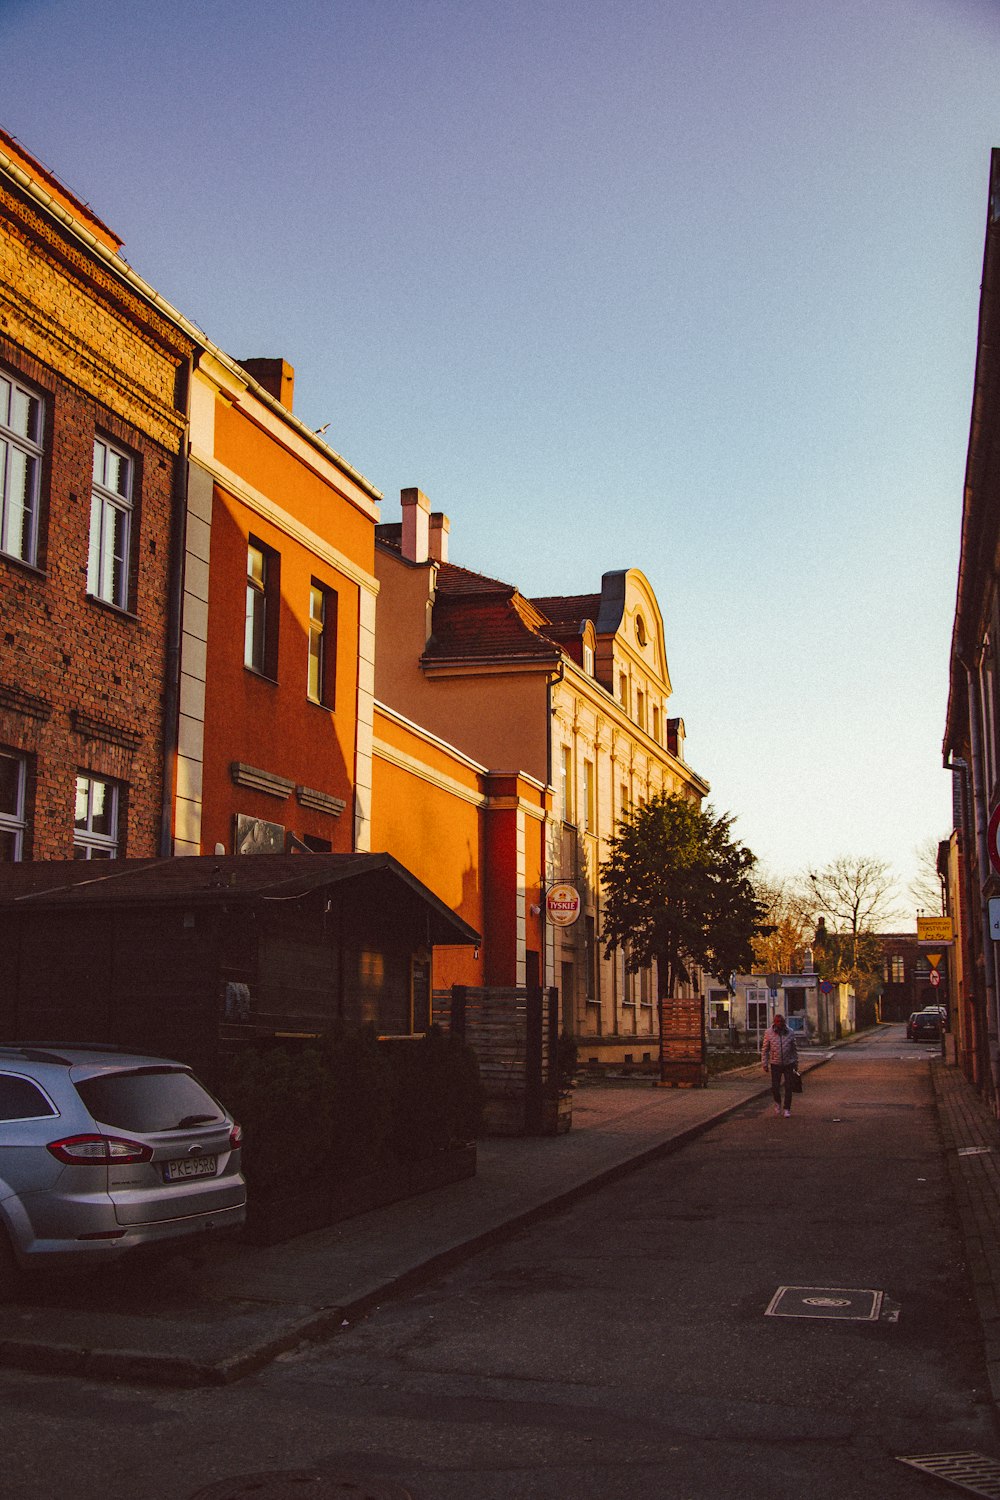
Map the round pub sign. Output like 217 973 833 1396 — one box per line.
546 883 582 927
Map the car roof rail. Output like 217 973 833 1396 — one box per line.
0 1046 73 1065
1 1042 131 1066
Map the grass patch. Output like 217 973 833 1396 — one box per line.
707 1051 759 1075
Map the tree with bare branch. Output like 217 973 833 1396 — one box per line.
803 856 900 1024
805 856 900 960
909 835 946 918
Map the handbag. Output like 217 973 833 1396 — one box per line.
791 1068 803 1094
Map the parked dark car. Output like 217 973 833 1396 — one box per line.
0 1044 245 1295
907 1010 942 1042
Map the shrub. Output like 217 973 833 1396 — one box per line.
382 1026 483 1162
221 1023 482 1193
556 1030 578 1089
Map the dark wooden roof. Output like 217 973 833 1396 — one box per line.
0 854 479 945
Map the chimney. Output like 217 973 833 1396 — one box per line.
429 512 450 563
401 487 431 563
239 358 295 411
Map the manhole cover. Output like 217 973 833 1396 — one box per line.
189 1474 413 1500
897 1452 1000 1497
765 1285 883 1321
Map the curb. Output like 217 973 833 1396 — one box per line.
0 1057 834 1387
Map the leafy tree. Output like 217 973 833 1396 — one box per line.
752 872 813 973
601 792 765 998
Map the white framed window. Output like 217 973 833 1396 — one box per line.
246 542 267 670
583 642 594 676
0 749 27 861
709 990 730 1028
583 758 595 832
73 773 120 859
245 537 279 676
88 437 133 609
747 988 769 1032
560 745 574 824
0 370 43 566
307 580 336 705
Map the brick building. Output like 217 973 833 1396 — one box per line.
0 130 193 861
943 146 1000 1103
878 932 940 1023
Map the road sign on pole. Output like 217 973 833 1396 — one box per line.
989 804 1000 877
916 916 954 943
989 897 1000 941
929 970 941 987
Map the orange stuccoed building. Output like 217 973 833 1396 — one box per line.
174 350 383 861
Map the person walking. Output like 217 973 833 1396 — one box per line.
761 1013 798 1117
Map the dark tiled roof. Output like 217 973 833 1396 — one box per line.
435 561 518 596
530 594 601 628
424 565 560 665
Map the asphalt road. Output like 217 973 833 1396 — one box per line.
1 1026 997 1500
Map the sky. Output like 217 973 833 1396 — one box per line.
3 0 998 913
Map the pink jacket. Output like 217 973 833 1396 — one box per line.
761 1025 798 1069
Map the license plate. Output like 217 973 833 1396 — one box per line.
164 1155 217 1181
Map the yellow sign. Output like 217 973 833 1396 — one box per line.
926 953 941 970
917 917 953 943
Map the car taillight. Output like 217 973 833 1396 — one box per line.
47 1134 153 1166
229 1122 243 1151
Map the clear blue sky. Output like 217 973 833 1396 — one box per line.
4 0 998 910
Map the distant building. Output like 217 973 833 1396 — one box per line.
375 490 709 1059
877 933 940 1023
705 970 854 1047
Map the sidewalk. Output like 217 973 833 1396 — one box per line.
0 1056 821 1388
932 1056 1000 1411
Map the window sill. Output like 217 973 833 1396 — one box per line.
85 593 138 622
0 550 46 580
244 666 279 686
306 696 336 713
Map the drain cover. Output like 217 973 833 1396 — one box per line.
897 1452 1000 1497
189 1474 413 1500
958 1146 993 1157
765 1285 883 1321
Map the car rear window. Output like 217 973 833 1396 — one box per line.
0 1074 57 1121
74 1067 225 1132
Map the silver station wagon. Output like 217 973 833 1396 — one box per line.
0 1045 246 1290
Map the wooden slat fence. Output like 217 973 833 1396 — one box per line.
434 985 559 1134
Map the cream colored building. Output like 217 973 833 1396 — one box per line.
374 488 709 1061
